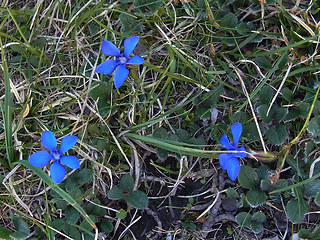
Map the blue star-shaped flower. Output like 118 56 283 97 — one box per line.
219 122 247 181
95 36 144 89
29 131 80 184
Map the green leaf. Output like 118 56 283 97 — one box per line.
232 111 249 123
119 13 144 34
315 192 320 207
108 187 125 200
226 188 239 199
308 116 320 137
100 219 114 233
156 148 168 160
134 0 163 12
87 199 107 217
281 87 294 102
75 168 94 185
125 190 149 209
67 226 81 239
243 122 265 141
252 211 266 223
0 227 13 239
238 165 259 189
235 212 252 227
255 56 272 69
251 221 263 234
246 189 267 208
12 216 30 236
286 199 308 224
298 229 312 239
9 232 28 239
304 180 320 197
271 106 288 122
265 125 287 145
258 85 273 104
65 207 80 224
257 104 272 123
152 127 169 139
116 209 127 219
220 13 238 28
120 174 134 192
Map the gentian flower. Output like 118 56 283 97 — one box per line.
219 123 247 181
95 36 144 89
29 131 80 184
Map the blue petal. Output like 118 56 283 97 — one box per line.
225 157 241 181
29 151 52 167
220 135 233 150
126 55 144 65
101 39 121 56
95 60 117 74
50 162 66 184
231 122 242 146
41 131 57 151
232 146 247 158
123 36 139 57
219 153 231 170
114 65 129 89
60 155 80 169
59 135 77 154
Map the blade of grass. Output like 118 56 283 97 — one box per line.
0 36 13 168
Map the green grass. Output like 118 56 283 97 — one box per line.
1 0 320 239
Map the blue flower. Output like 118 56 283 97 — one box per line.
95 36 144 89
219 123 247 181
29 131 80 184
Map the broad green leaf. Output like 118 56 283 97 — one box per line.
280 87 294 102
226 188 239 200
12 216 30 236
152 127 169 139
125 190 149 209
246 189 267 207
116 209 127 219
298 229 312 239
255 56 272 69
243 122 265 141
120 174 134 192
235 212 252 227
258 85 273 104
9 232 28 239
252 211 266 223
232 111 249 123
238 165 259 189
265 125 287 145
304 180 320 197
0 227 13 239
156 148 168 160
220 13 238 28
67 226 81 239
134 0 163 12
65 207 80 224
315 192 320 207
251 222 263 234
308 116 320 137
286 199 308 224
100 219 114 233
108 187 125 200
87 199 107 217
119 13 144 34
75 168 94 185
257 104 272 123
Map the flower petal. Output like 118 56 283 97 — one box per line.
126 55 144 65
232 146 247 158
29 151 52 167
50 162 66 184
123 36 139 57
219 153 230 170
59 135 77 154
231 122 242 146
101 39 121 56
225 157 241 181
95 60 117 74
220 135 233 150
114 65 129 89
41 131 57 151
60 155 80 169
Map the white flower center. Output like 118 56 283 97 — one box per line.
52 150 60 161
119 56 127 64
